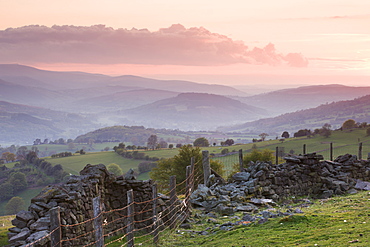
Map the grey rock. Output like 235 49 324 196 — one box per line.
11 218 27 228
232 172 251 181
30 216 50 231
355 180 370 190
16 210 34 223
207 218 218 224
9 229 31 243
347 188 358 194
26 230 50 246
124 168 136 180
214 205 234 216
242 214 256 222
8 227 22 233
294 208 304 214
258 218 268 224
235 204 258 212
180 223 192 229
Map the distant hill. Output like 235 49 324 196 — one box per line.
219 94 370 135
120 93 269 130
0 101 98 144
235 84 370 116
74 88 180 111
0 64 247 96
0 78 69 109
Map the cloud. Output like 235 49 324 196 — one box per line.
0 24 307 67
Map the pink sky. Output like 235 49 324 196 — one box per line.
1 0 369 87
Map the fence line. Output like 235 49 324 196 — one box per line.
21 158 201 247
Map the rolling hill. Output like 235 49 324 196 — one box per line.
235 84 370 116
0 101 98 144
120 93 269 130
219 94 370 135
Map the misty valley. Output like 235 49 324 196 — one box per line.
2 64 370 146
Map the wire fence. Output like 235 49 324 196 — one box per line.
22 159 204 247
210 141 370 177
17 141 370 246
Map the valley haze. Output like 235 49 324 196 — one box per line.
1 64 370 146
1 0 369 145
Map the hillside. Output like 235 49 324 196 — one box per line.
120 93 269 130
0 101 98 144
74 88 180 111
235 84 370 116
219 94 370 134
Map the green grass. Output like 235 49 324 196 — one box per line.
0 187 44 216
0 215 14 246
45 151 142 175
155 191 370 246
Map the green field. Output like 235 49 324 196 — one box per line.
0 187 44 216
45 151 142 175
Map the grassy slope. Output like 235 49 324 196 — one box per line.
0 215 14 246
157 191 370 247
45 151 142 175
0 187 44 216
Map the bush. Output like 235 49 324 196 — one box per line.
5 197 25 215
150 145 224 193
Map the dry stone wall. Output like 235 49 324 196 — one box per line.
190 153 370 214
8 164 156 247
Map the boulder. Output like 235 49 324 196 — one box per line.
8 228 31 243
232 172 251 181
16 210 34 223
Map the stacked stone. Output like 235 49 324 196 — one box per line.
190 153 370 215
8 164 155 247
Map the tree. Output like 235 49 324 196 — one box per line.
58 138 66 145
366 127 370 136
5 197 25 215
243 149 274 166
107 163 123 176
294 129 312 137
8 172 28 192
150 145 224 192
259 133 269 141
147 135 158 150
16 146 28 160
224 139 234 146
159 140 168 149
193 137 209 147
342 119 357 130
281 131 290 138
320 123 332 138
168 144 174 149
1 152 16 163
0 183 14 201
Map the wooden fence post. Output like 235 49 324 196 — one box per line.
202 150 211 186
50 207 61 247
127 190 134 247
190 157 195 193
152 184 159 244
359 142 363 160
330 142 333 161
239 149 244 172
275 147 279 165
169 175 177 229
303 144 306 155
93 197 103 247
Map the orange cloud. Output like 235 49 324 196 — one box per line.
0 24 308 67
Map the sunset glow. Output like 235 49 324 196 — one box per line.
1 0 369 86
